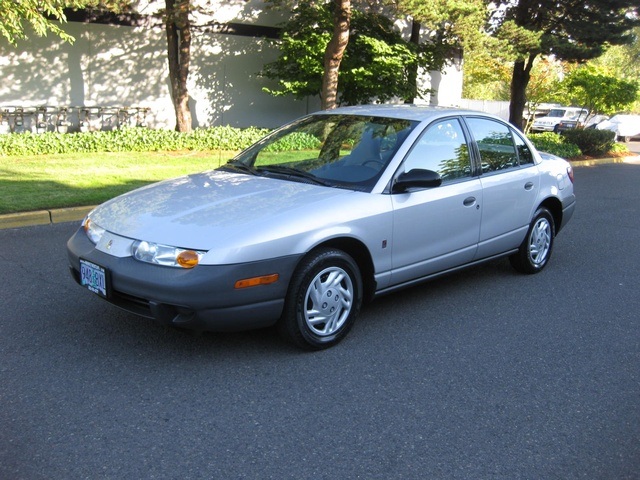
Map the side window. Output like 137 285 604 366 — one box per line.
466 117 518 173
402 118 472 182
512 130 535 165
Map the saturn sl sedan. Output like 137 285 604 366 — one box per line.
67 105 575 349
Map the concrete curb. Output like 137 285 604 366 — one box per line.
569 156 639 167
1 156 638 230
0 206 94 230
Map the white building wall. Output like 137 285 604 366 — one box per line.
188 31 320 129
0 2 462 131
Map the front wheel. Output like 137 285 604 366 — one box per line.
510 207 555 274
279 248 362 350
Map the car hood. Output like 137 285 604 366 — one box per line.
89 170 353 250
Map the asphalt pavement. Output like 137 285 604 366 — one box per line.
0 162 639 479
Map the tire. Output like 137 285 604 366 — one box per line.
509 207 555 274
279 248 362 350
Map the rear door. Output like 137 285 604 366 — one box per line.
463 116 540 259
389 117 482 286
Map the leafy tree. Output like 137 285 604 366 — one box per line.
262 2 448 106
462 49 511 100
0 0 124 46
395 0 487 102
395 0 486 51
593 34 640 81
588 26 640 112
565 65 639 120
491 0 640 129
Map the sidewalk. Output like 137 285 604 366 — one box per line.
1 156 638 230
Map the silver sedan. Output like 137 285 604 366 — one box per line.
67 105 575 349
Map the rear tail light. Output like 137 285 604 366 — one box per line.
567 166 574 183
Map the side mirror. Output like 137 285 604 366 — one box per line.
392 169 442 193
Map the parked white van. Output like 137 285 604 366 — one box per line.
531 107 589 133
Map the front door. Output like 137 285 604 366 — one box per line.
390 118 482 286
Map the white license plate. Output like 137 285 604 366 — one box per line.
80 259 109 298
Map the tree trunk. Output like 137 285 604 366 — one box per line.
165 0 192 132
404 19 421 104
508 54 536 131
321 0 351 110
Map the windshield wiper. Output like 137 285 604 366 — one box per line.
256 165 333 187
220 161 259 176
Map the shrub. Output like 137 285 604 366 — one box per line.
608 142 629 154
0 126 271 156
561 128 616 157
528 132 582 159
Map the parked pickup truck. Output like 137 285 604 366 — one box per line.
531 107 588 133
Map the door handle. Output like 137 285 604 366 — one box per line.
463 196 476 207
524 182 534 190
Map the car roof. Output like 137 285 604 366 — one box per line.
315 104 497 123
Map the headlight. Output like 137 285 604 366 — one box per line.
132 240 206 269
83 217 105 245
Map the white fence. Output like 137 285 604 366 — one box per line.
458 99 510 120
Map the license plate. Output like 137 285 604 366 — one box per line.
80 259 109 298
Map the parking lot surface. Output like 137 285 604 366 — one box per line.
0 163 638 479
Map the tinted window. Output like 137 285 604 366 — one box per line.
402 118 472 182
466 117 518 173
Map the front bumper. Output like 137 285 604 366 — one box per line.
531 125 557 132
67 227 302 331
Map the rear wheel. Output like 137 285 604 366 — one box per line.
279 248 362 350
509 207 555 274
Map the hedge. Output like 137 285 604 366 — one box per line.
0 124 588 160
0 126 271 156
560 129 616 157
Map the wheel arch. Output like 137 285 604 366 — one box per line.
310 237 377 303
538 197 562 234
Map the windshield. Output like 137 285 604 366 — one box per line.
224 114 418 191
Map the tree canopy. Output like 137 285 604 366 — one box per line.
565 66 639 118
262 1 451 107
0 0 80 45
491 0 640 128
0 0 125 46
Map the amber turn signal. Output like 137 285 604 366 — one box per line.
235 274 279 289
176 250 201 268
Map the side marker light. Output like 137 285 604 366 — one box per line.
235 274 279 289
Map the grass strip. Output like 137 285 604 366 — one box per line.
0 150 237 214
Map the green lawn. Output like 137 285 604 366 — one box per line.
0 150 238 214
